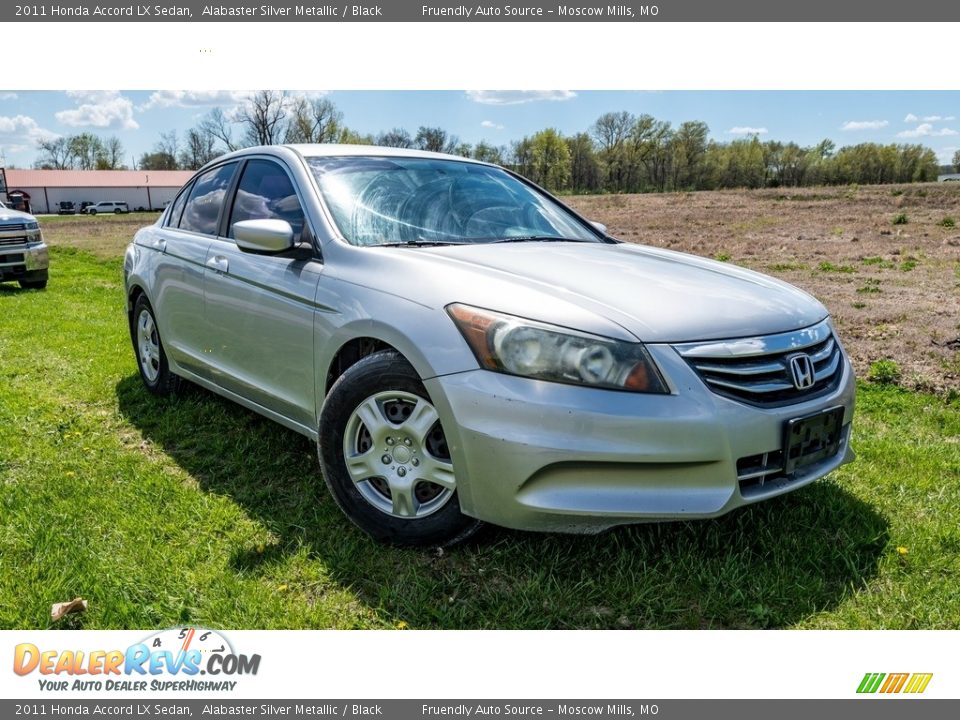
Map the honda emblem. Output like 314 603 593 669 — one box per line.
788 353 815 390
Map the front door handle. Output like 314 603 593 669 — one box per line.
206 255 229 273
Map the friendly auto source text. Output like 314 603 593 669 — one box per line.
422 5 652 17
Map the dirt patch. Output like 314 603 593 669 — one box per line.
568 183 960 393
41 213 159 260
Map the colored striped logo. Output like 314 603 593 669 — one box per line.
857 672 933 694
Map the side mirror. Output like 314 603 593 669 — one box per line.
590 220 608 235
232 219 295 253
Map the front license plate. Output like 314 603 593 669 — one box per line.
783 406 845 474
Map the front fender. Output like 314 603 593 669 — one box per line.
314 276 480 412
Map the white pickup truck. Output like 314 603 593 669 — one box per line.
0 201 48 289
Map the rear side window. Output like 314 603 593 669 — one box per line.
179 162 237 235
166 184 191 228
228 159 306 239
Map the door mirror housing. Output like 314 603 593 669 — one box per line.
590 220 608 235
232 219 295 253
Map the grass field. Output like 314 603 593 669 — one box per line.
1 200 959 630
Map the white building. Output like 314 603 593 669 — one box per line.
2 169 194 214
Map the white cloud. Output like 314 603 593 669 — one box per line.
466 90 576 106
0 92 18 101
56 91 138 130
897 123 958 138
938 146 957 164
139 90 254 111
904 112 956 123
0 114 59 151
481 120 504 130
841 120 888 131
727 126 768 136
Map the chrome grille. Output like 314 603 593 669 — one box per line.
674 320 843 406
0 223 27 232
0 236 27 246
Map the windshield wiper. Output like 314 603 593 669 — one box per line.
379 239 466 247
491 235 591 244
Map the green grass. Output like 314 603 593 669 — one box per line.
2 248 959 630
817 261 856 274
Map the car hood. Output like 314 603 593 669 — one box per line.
0 208 37 223
376 241 828 343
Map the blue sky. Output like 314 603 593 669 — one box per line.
1 90 958 168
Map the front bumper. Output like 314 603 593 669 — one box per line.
425 343 855 533
0 240 49 282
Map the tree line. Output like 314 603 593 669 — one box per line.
34 92 957 192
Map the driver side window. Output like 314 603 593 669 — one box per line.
228 159 306 240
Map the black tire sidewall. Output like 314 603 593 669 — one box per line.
319 350 480 547
131 294 178 396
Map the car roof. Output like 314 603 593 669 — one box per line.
211 143 491 167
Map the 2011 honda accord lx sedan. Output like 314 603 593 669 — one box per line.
124 144 855 546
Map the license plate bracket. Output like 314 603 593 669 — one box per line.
783 406 845 474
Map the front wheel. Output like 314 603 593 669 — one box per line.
318 350 482 547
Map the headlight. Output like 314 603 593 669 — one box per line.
447 303 668 393
25 221 39 230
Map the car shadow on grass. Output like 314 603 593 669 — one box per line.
116 374 888 629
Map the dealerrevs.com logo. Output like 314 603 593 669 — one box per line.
857 672 933 694
13 628 261 692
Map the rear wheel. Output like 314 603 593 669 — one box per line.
318 350 482 547
130 293 180 395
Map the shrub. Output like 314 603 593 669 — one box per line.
714 251 731 262
939 216 956 228
868 359 901 385
892 213 909 225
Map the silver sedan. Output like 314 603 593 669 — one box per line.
124 145 855 546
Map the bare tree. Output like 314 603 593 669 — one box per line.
284 97 342 144
235 90 288 146
35 137 73 169
954 149 960 173
376 128 414 148
99 136 126 169
415 126 458 153
200 108 240 153
180 127 220 169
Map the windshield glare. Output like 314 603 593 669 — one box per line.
307 156 599 246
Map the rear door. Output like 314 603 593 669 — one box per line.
202 157 322 431
150 161 238 378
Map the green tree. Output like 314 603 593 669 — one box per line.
527 128 571 191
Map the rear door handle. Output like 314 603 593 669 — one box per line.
206 255 229 273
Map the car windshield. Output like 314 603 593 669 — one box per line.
306 156 600 247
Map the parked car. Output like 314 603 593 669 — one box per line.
0 200 49 289
86 201 129 215
79 201 94 213
58 201 77 215
124 145 856 546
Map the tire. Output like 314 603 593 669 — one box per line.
19 278 47 290
130 293 180 396
318 350 482 547
88 209 97 215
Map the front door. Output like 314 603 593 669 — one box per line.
202 158 321 431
